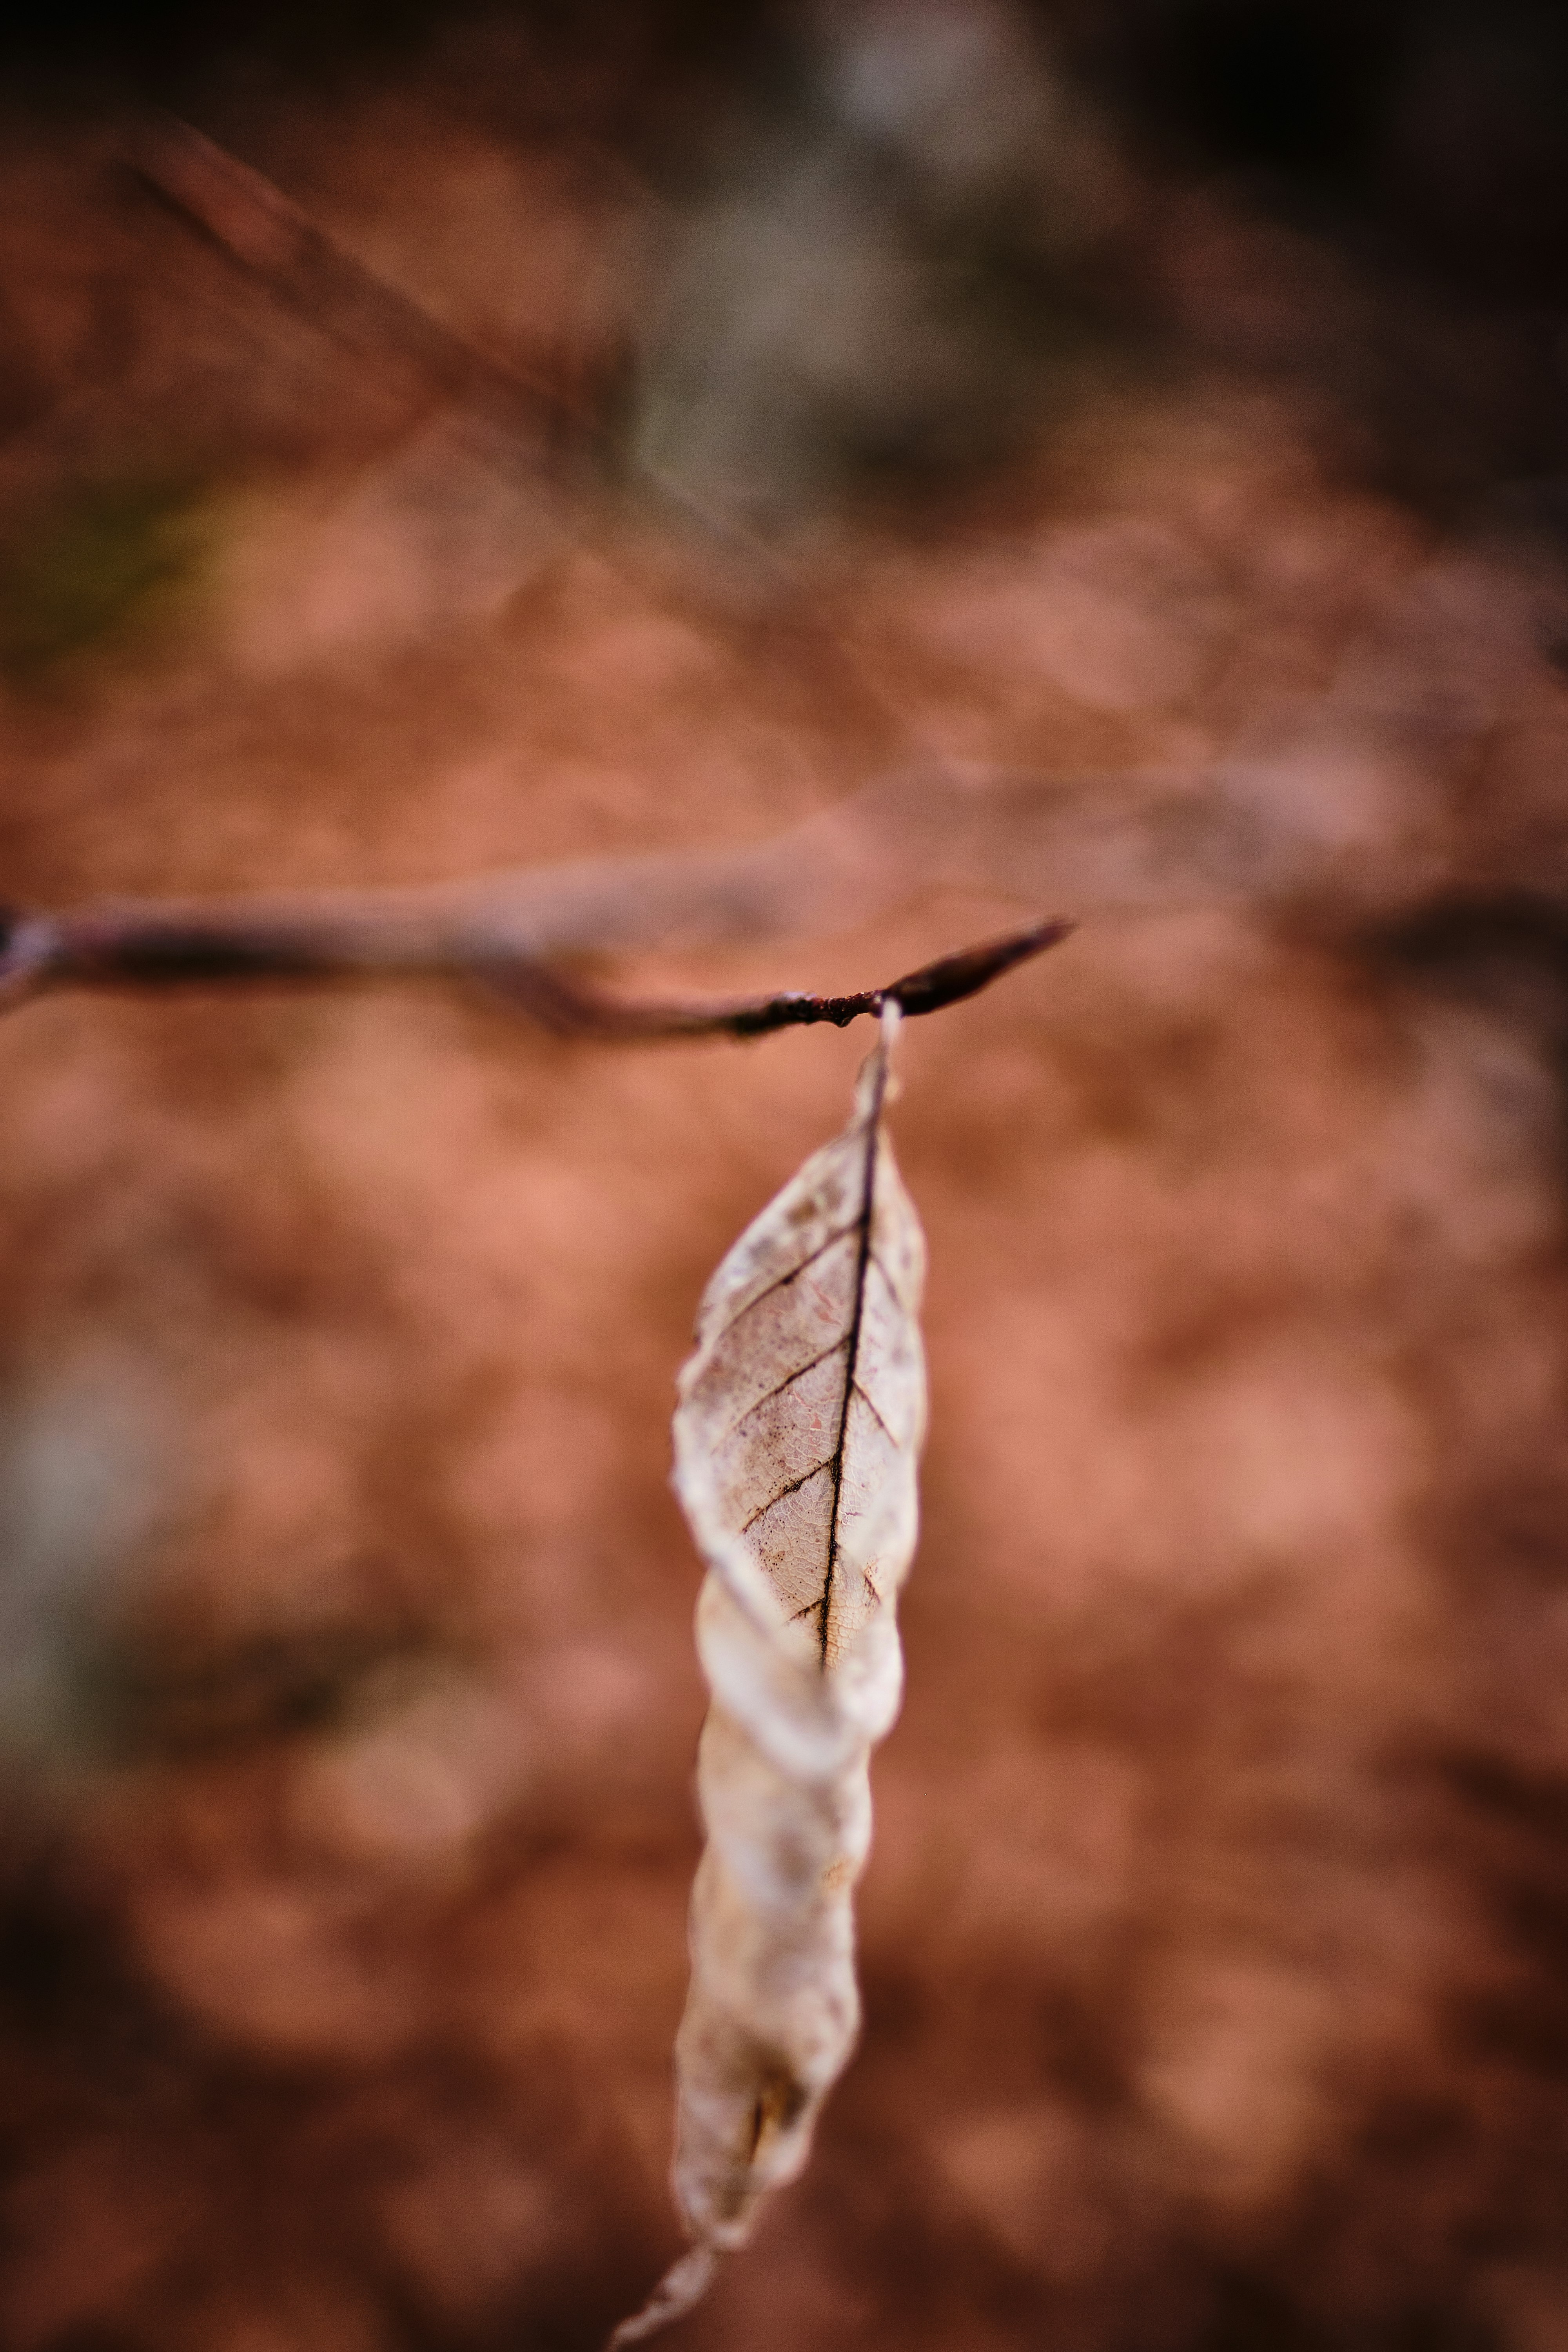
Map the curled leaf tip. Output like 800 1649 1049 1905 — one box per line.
606 2245 719 2347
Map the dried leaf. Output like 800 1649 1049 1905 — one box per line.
613 1004 926 2342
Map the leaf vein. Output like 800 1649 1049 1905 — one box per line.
820 1087 890 1664
740 1455 835 1534
723 1335 850 1438
867 1249 910 1307
722 1220 858 1332
850 1376 898 1445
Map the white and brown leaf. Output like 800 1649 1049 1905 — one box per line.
612 1007 926 2344
677 1016 924 1670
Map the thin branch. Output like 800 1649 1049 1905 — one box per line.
123 116 566 442
0 895 1071 1040
482 918 1074 1037
123 117 941 757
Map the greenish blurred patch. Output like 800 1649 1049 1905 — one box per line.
0 477 209 685
0 1370 163 1777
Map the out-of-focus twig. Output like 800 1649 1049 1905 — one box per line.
123 116 569 444
0 877 1070 1041
120 116 949 754
0 751 1273 1030
489 918 1073 1037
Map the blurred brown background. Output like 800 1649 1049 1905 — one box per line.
1 4 1568 2347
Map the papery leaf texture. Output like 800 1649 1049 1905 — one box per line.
612 1004 926 2343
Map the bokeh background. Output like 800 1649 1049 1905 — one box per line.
2 4 1568 2347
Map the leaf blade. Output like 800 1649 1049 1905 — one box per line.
614 1008 926 2341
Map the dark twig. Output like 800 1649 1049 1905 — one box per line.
0 897 1071 1039
479 918 1075 1037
